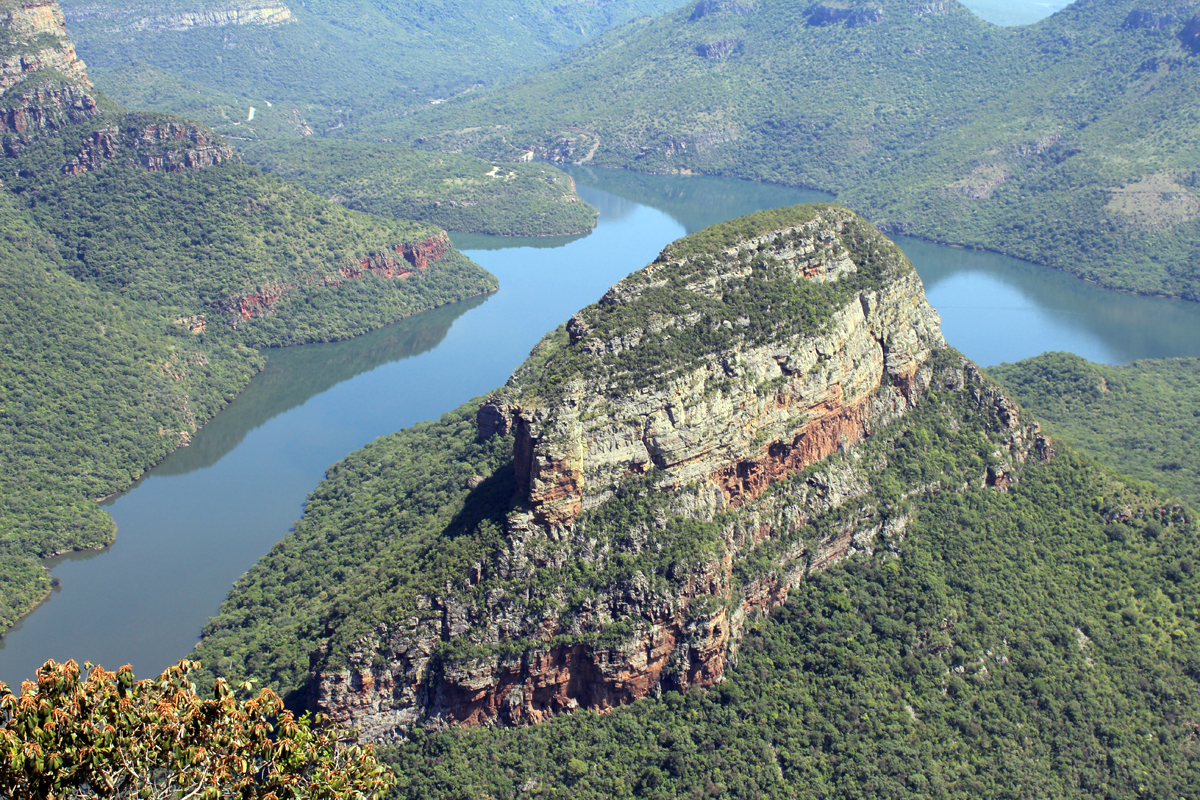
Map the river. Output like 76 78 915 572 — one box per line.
2 170 1200 686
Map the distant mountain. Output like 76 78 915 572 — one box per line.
382 0 1200 301
0 0 496 632
56 0 693 138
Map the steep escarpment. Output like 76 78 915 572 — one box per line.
391 0 1200 300
195 206 1054 742
0 0 90 92
63 3 293 32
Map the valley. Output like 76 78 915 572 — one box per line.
2 1 1200 797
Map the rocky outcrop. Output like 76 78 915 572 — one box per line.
221 232 451 324
59 117 236 175
63 4 293 32
308 206 1052 741
0 80 97 134
807 4 884 27
0 0 91 93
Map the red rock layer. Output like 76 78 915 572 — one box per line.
716 387 873 507
225 233 451 323
433 610 729 727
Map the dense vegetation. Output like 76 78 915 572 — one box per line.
380 450 1198 798
191 342 1200 797
244 139 597 237
59 0 691 138
381 0 1200 299
0 17 498 633
0 189 262 629
0 658 393 799
990 352 1200 509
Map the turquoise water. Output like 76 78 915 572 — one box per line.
2 171 1200 686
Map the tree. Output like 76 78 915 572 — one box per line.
0 659 394 799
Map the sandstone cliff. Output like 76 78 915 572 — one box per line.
0 0 90 93
63 3 294 32
0 3 240 175
305 205 1053 741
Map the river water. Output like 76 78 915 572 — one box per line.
3 170 1200 687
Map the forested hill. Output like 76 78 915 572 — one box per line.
0 1 496 634
57 0 692 136
384 0 1200 301
193 207 1200 797
991 353 1200 510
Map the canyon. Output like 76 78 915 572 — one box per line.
305 206 1053 741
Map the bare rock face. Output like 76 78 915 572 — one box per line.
63 3 293 31
309 205 1050 741
0 1 91 93
59 117 236 175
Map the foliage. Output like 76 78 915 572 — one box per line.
0 103 494 629
508 204 905 401
0 658 394 799
0 188 263 629
990 352 1200 509
383 0 1200 300
59 0 692 139
193 402 517 695
380 451 1200 799
244 139 598 237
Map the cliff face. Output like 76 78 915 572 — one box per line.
63 4 294 32
307 206 1052 741
1 2 240 176
0 0 91 93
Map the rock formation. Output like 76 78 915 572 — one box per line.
220 232 452 325
0 0 91 93
63 4 294 32
0 2 239 176
306 205 1052 741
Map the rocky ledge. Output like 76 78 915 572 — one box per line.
307 205 1052 741
0 0 91 93
64 3 294 32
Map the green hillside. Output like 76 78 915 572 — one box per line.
0 7 498 633
190 208 1200 797
242 139 598 237
381 451 1199 798
380 0 1200 300
991 353 1200 510
59 0 692 137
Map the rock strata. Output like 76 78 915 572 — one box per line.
221 232 451 325
63 4 293 32
307 206 1051 741
0 0 91 93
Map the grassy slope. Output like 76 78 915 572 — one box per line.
990 353 1200 510
378 0 1200 299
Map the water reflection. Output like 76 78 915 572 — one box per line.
154 293 491 477
564 165 834 235
897 236 1200 366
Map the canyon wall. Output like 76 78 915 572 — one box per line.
62 3 293 32
307 206 1052 741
